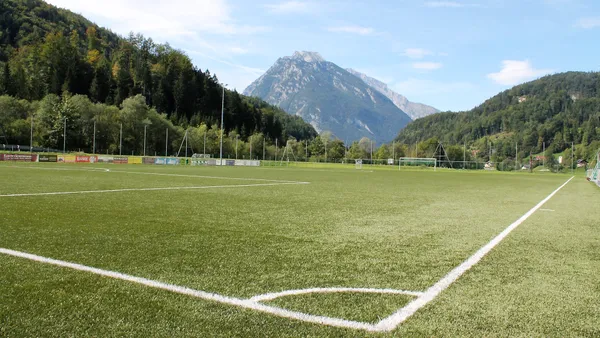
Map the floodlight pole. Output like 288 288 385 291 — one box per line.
143 124 147 156
305 140 308 161
543 141 545 167
463 142 466 169
119 123 122 156
275 139 278 161
63 117 67 153
263 138 265 161
250 135 253 159
165 128 168 156
30 113 33 152
219 84 226 165
572 142 574 174
516 143 518 170
235 135 238 159
92 120 96 154
203 132 206 156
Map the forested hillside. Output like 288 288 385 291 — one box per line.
396 72 600 164
0 0 316 156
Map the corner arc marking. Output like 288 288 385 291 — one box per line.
250 287 423 302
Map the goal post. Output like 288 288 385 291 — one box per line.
399 157 437 171
587 149 600 187
355 159 363 170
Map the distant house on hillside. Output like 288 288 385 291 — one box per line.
577 159 588 168
518 96 528 103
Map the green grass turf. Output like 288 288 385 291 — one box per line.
0 162 598 336
266 292 415 323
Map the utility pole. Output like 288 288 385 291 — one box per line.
543 141 545 167
119 123 122 155
30 113 34 152
516 143 518 170
572 142 574 174
219 83 227 165
463 141 466 169
63 117 67 153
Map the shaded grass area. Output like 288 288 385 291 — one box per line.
0 162 596 336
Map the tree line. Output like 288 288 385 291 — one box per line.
396 72 600 165
0 0 317 148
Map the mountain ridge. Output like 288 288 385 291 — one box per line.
244 51 412 142
345 68 440 120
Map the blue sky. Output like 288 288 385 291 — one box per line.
46 0 600 111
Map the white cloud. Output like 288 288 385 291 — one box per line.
228 47 249 55
45 0 268 39
327 25 375 36
487 60 553 86
186 50 265 75
401 48 433 59
265 1 313 14
412 62 443 70
574 17 600 29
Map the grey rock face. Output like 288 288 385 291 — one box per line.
346 68 439 120
244 51 412 142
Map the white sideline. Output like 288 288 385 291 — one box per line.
0 182 308 198
2 165 308 184
374 176 575 332
250 287 423 302
0 248 377 332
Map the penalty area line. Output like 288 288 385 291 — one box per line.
374 176 575 332
0 248 377 332
3 165 308 184
0 182 309 198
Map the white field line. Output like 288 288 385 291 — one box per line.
0 182 308 198
250 287 423 302
0 248 378 332
256 167 375 173
374 176 575 332
539 209 555 212
2 165 308 184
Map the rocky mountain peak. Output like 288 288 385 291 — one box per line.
291 51 325 63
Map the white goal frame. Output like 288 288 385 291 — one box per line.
355 159 363 170
398 157 437 171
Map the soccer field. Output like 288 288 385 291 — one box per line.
1 163 599 337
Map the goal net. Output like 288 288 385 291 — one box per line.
355 159 363 169
587 150 600 187
399 157 437 171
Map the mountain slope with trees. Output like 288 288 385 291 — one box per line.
395 72 600 164
0 0 316 156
